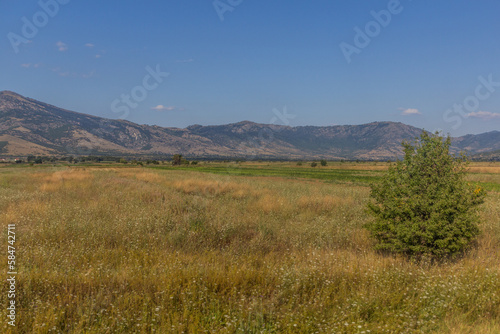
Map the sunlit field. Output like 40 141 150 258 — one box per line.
0 162 499 333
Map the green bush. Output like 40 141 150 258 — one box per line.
320 159 327 166
365 131 486 259
311 162 317 167
172 154 183 166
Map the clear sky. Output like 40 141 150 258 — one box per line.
1 0 500 136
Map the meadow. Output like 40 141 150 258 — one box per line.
0 162 499 333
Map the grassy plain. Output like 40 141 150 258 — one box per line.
0 162 499 333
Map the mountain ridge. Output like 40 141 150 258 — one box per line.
1 91 499 160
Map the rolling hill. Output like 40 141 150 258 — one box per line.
1 91 499 160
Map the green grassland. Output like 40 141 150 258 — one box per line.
154 161 500 191
153 164 383 184
0 162 499 333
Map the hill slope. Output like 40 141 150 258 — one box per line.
1 91 499 159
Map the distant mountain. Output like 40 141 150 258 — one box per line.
452 131 500 154
1 91 499 160
471 149 500 161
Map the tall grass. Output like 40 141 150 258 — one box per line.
0 166 499 333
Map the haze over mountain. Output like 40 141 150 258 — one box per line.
1 91 499 160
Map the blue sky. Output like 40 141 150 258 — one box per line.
1 0 500 136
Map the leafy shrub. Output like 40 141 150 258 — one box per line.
172 154 183 166
365 131 486 259
320 159 327 166
311 162 317 167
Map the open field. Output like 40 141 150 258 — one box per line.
153 161 500 191
1 163 499 333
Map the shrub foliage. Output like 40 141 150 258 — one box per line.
366 131 486 258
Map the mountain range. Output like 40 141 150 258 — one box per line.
1 90 499 160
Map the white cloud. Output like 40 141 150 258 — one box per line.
21 63 41 69
56 41 68 52
50 66 94 78
151 105 180 111
400 108 421 116
94 50 106 58
85 43 95 48
467 111 500 120
82 70 96 79
57 71 71 77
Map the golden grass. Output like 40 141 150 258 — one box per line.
171 178 258 198
251 193 288 213
37 169 94 192
468 166 500 174
0 166 498 333
297 194 354 213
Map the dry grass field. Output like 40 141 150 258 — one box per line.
0 163 499 333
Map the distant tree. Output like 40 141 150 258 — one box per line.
296 161 303 166
172 154 183 166
119 158 128 164
320 159 327 166
191 161 198 165
311 162 317 167
365 131 486 259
